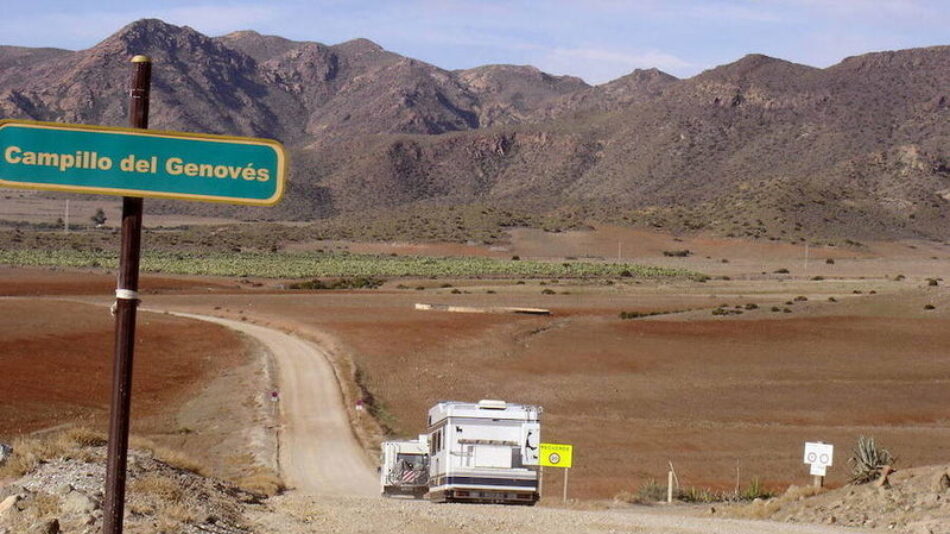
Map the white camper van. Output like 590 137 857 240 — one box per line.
426 399 541 504
379 435 429 498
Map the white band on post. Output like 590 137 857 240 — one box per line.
115 289 140 300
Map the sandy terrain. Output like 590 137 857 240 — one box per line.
508 225 950 279
252 493 874 534
0 193 239 227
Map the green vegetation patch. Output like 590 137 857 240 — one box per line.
0 249 702 280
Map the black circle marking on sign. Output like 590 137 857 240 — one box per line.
807 452 817 463
549 452 561 464
819 453 829 464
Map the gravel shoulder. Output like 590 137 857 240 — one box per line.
250 493 875 534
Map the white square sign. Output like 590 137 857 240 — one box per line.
804 442 834 467
810 463 827 476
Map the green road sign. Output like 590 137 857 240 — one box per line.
0 120 286 206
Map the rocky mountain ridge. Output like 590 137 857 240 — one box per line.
0 19 947 240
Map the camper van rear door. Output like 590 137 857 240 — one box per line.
522 422 540 465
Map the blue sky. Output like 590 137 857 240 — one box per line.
1 0 947 84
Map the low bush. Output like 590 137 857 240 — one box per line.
662 249 691 257
712 307 743 316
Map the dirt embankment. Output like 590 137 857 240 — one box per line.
733 464 950 533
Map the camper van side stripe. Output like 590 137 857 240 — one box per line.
434 476 537 488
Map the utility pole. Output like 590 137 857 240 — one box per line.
102 54 150 534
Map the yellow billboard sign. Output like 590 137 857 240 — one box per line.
540 443 573 468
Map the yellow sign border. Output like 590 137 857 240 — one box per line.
0 119 287 207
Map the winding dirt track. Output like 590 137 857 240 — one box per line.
168 311 870 534
166 312 377 497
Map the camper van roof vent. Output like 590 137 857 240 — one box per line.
478 399 508 410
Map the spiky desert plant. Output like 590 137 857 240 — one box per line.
848 435 894 484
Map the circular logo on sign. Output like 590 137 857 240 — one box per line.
549 452 561 465
807 452 817 463
819 453 829 464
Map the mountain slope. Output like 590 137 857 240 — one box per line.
0 20 947 240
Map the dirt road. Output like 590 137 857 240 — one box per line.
166 312 378 497
253 494 876 534
167 311 873 534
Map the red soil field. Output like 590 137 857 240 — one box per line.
0 266 236 297
149 284 950 499
0 298 246 440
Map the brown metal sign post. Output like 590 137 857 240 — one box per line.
102 55 150 534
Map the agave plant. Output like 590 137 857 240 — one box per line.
848 435 895 484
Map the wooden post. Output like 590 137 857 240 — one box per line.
812 474 824 489
102 54 150 534
667 470 674 503
563 468 569 502
538 466 543 499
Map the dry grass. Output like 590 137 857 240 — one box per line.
129 473 186 504
2 493 62 532
0 427 104 478
235 467 285 496
725 484 828 520
129 436 209 477
129 472 202 531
